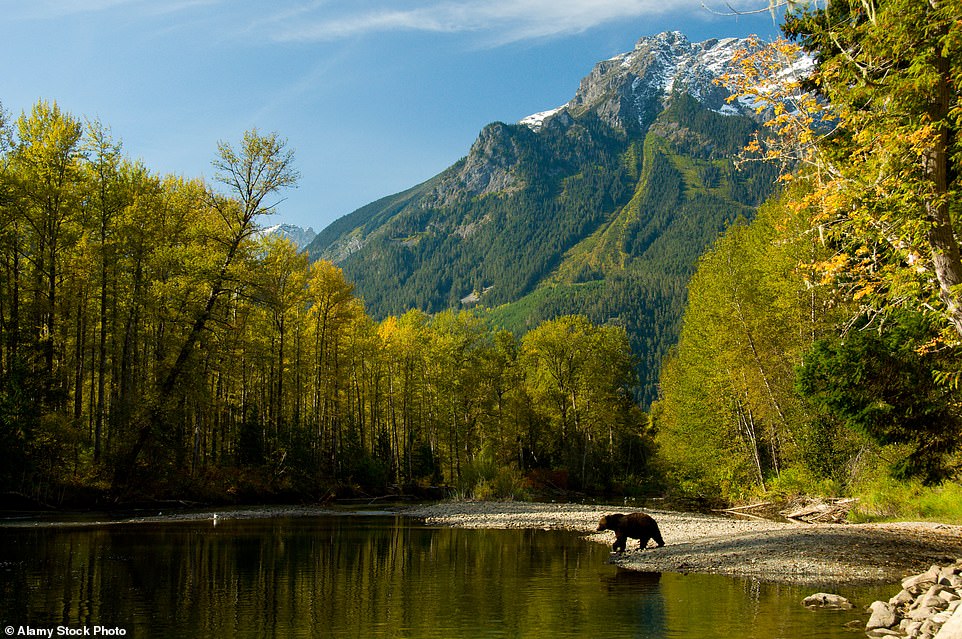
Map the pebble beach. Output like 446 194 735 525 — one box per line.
403 501 962 585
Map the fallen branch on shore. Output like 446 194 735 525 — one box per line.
712 502 774 521
716 502 773 513
781 498 857 524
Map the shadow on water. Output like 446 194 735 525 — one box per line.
601 568 663 594
0 514 889 638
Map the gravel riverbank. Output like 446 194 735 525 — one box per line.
403 501 962 585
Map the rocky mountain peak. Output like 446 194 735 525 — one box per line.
532 32 749 132
420 121 529 208
420 32 753 209
258 223 317 250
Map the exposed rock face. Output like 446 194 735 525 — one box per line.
322 231 365 263
259 223 317 250
558 32 751 132
423 122 528 208
424 32 758 208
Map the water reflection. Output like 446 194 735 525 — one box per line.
0 514 888 638
600 569 663 595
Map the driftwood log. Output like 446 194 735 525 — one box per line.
781 498 857 524
714 498 858 524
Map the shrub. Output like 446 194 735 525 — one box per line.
458 458 529 501
848 468 962 524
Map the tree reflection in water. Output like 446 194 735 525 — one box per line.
0 514 888 638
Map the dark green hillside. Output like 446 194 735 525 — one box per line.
308 114 638 315
487 96 779 404
308 180 436 262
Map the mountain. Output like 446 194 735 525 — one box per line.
305 32 781 404
259 223 317 250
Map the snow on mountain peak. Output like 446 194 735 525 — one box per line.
518 32 759 132
518 106 566 132
257 223 318 250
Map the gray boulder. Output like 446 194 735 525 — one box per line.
802 593 854 610
935 605 962 639
867 601 898 631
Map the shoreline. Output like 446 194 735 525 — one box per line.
5 499 962 587
402 501 962 585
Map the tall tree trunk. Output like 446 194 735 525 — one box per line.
95 231 108 461
924 48 962 337
73 292 85 422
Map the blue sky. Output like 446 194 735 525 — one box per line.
1 1 781 232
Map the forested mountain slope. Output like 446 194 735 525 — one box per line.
307 32 780 403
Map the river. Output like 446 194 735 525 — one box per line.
0 509 889 638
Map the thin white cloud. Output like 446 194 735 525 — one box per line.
3 0 767 46
278 7 462 41
1 0 131 20
3 0 220 21
270 0 761 45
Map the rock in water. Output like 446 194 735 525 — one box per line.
867 601 898 631
865 562 962 637
802 593 854 610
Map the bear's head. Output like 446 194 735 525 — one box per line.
597 514 623 532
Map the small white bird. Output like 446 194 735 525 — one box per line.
212 513 218 526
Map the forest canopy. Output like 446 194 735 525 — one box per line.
653 0 962 510
0 101 648 504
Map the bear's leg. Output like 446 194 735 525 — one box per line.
613 535 627 553
637 536 651 551
652 523 665 547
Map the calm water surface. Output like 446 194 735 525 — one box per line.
0 510 891 638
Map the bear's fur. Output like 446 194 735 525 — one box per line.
596 512 665 553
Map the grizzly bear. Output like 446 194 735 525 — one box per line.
597 512 665 553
